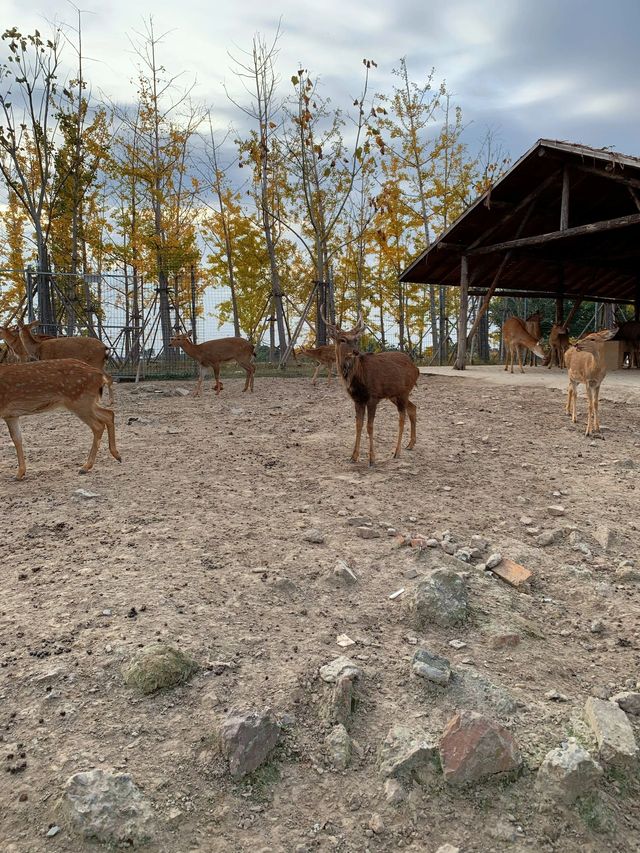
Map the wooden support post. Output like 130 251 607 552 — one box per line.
560 166 570 230
556 295 564 325
564 297 583 328
454 256 469 370
636 276 640 322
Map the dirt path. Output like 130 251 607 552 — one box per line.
1 373 639 852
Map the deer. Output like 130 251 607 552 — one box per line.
547 323 571 369
324 315 419 466
523 312 542 366
563 328 617 436
0 324 56 362
1 358 121 480
502 317 545 373
297 344 337 385
18 322 114 404
169 332 255 397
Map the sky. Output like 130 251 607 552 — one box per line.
4 0 640 161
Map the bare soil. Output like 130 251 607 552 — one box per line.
2 371 640 853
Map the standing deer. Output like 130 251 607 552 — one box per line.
502 317 545 373
524 312 542 366
564 328 617 436
169 332 255 397
18 322 113 404
547 323 570 369
0 325 56 362
324 315 419 466
297 344 336 385
1 359 121 480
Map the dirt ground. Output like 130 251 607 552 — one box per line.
2 368 640 853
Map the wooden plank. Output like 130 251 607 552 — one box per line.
491 558 533 588
454 256 469 370
560 166 570 230
574 162 640 192
469 212 640 256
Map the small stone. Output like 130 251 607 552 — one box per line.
325 724 352 770
425 538 439 548
535 529 564 547
218 709 280 778
615 566 640 583
46 826 61 837
441 541 456 555
535 739 603 804
333 561 358 585
355 526 380 540
346 516 372 527
319 657 362 684
378 725 439 782
388 588 405 600
590 619 605 634
610 692 640 716
369 813 385 835
440 710 522 785
73 489 100 500
545 690 570 702
547 505 566 517
404 568 419 579
585 696 638 766
454 549 471 563
436 846 460 853
520 516 533 525
449 639 467 650
336 634 355 648
383 778 406 805
486 553 502 569
409 568 468 629
302 529 325 544
412 649 451 686
101 609 112 617
470 535 488 550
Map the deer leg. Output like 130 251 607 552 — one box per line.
239 360 253 392
5 416 26 480
366 401 379 466
311 363 321 386
392 401 406 460
95 405 122 462
351 402 365 463
213 364 222 395
565 383 573 416
584 385 594 436
326 365 333 384
406 400 417 450
517 345 525 374
504 345 510 372
592 384 603 435
193 364 205 398
69 408 104 473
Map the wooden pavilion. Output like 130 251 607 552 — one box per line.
399 139 640 368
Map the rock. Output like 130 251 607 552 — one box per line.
369 813 385 835
584 697 638 766
378 725 439 783
122 644 198 695
73 489 100 500
336 633 355 647
486 553 502 569
46 826 61 837
470 535 488 551
449 639 467 650
545 690 569 702
333 561 358 585
174 387 190 397
409 568 468 629
426 538 439 548
63 769 155 845
439 710 522 785
455 668 517 715
610 692 640 716
489 633 520 649
615 566 640 583
454 548 471 563
535 739 603 804
535 529 564 547
594 526 625 553
355 526 380 539
412 649 451 686
383 778 407 805
218 709 280 778
590 619 605 634
547 505 566 517
319 656 362 684
436 846 460 853
346 515 372 526
302 528 325 544
441 541 456 555
325 724 352 770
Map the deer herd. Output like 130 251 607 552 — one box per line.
0 310 637 479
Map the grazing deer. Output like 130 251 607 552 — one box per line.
297 344 336 385
0 324 56 362
324 315 419 466
18 322 113 404
547 323 570 369
169 332 255 397
502 317 545 373
524 312 542 366
564 328 617 436
1 359 121 480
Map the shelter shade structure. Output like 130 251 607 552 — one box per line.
399 139 640 368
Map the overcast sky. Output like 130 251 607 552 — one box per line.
4 0 640 162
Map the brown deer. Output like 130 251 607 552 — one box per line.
18 322 114 404
564 328 617 436
169 332 255 397
547 323 570 369
324 315 419 466
524 312 542 366
0 324 56 362
502 317 545 373
297 344 336 385
1 359 121 480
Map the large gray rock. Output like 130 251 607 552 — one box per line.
584 697 638 766
319 656 362 684
409 568 468 628
122 644 198 695
611 692 640 716
63 769 155 845
440 710 522 785
325 724 352 770
378 724 439 783
218 709 280 778
412 649 451 686
535 739 603 804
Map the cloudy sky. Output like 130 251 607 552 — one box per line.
4 0 640 161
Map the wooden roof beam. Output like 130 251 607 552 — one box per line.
468 213 640 256
573 162 640 191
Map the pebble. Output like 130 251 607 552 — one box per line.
448 639 467 649
302 529 325 544
547 505 566 516
355 526 380 540
369 813 385 835
486 553 502 569
545 690 570 702
46 826 61 837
